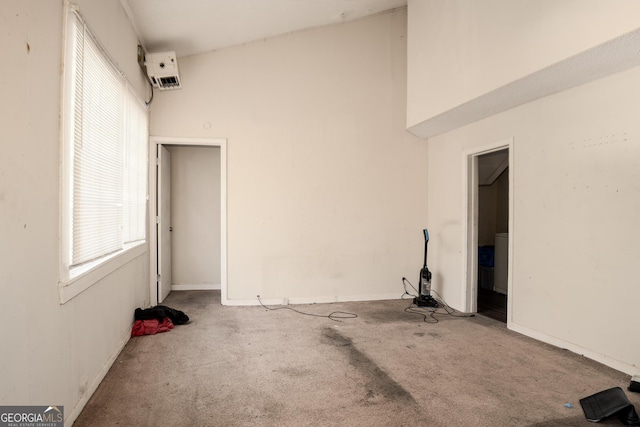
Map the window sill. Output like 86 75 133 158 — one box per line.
59 242 147 304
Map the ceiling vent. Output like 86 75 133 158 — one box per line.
145 51 181 90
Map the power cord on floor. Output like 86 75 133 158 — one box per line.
257 295 358 322
401 277 475 324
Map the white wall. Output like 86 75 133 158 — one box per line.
424 66 640 375
406 0 640 376
0 1 149 424
168 146 221 287
407 0 640 135
150 8 428 304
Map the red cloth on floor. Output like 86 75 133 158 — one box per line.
131 317 174 337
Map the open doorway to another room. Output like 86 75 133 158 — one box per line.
149 136 227 307
476 149 509 322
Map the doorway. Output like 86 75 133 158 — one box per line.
476 149 509 322
463 139 513 323
149 136 227 306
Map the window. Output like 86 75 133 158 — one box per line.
60 5 148 298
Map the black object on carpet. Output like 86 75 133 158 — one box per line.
580 387 639 426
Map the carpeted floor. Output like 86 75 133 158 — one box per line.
74 291 638 426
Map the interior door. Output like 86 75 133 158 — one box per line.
157 145 172 303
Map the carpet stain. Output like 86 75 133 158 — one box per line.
322 327 416 405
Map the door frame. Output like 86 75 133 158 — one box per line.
157 145 172 303
149 136 228 306
462 138 514 323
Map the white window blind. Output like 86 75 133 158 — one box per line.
123 95 148 244
65 8 147 269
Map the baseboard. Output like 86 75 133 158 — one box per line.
509 322 639 376
223 293 402 307
289 293 402 305
65 326 131 427
172 283 220 291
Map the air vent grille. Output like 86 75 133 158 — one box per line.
158 76 180 89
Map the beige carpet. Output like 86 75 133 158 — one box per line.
74 291 638 426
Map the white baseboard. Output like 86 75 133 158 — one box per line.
223 293 403 307
172 283 220 291
65 327 131 427
509 322 639 376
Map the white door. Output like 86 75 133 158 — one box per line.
158 145 172 303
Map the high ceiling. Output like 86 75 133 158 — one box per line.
123 0 407 58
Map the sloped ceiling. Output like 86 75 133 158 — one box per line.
478 150 508 186
122 0 407 58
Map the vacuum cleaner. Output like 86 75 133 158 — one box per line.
414 229 439 308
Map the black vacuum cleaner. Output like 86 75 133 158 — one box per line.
414 229 440 308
